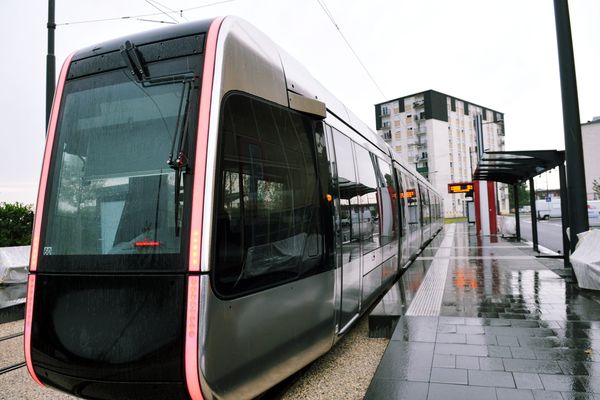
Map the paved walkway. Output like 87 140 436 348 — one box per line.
366 222 600 400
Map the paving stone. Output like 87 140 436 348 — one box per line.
488 345 513 358
469 369 515 388
456 355 479 370
538 374 587 392
513 372 544 390
433 354 455 368
511 347 537 359
437 333 467 344
430 367 468 385
363 379 428 400
479 357 504 371
496 388 534 400
374 341 434 381
467 334 497 345
435 343 488 357
427 382 497 400
498 335 521 346
503 359 562 374
531 390 563 400
391 316 438 343
559 361 590 376
560 391 597 400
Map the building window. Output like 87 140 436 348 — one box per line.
383 121 390 128
382 106 389 116
383 131 392 140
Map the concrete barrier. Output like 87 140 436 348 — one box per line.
0 245 30 284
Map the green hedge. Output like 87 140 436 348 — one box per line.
0 202 34 246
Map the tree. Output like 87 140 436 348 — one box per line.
593 178 600 199
0 202 34 246
508 182 530 211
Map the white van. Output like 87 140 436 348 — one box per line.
536 198 600 221
535 198 561 220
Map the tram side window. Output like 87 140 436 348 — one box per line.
377 160 398 245
214 94 323 297
354 146 380 255
332 130 361 262
395 168 406 237
420 185 430 226
406 176 420 225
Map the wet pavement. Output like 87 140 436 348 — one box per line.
366 222 600 400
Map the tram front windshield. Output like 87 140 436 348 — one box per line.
40 69 194 272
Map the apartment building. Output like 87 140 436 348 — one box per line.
375 90 508 218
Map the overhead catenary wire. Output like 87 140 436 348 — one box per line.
144 0 180 24
56 0 233 26
149 0 190 22
315 0 386 99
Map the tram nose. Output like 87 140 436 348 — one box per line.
29 274 190 400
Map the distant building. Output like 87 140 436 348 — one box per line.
375 90 509 218
582 117 600 200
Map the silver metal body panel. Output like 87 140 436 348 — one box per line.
196 16 444 398
201 17 289 274
199 273 335 400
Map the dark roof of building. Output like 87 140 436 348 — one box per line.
473 150 565 185
374 89 503 116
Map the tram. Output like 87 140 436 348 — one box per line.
25 16 443 400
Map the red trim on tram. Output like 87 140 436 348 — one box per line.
30 52 74 272
24 275 43 386
26 54 74 387
185 276 202 400
186 16 225 400
188 17 224 272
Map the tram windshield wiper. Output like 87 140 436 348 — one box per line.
167 80 194 236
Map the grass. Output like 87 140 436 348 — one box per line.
444 217 467 224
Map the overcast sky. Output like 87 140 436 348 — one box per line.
1 0 598 205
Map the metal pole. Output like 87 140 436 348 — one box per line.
514 184 521 241
558 163 570 266
553 0 589 246
46 0 56 132
529 178 539 252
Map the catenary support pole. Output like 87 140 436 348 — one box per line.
553 0 589 247
46 0 56 132
559 164 570 267
529 178 539 252
514 184 520 241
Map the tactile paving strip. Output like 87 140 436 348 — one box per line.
405 224 455 316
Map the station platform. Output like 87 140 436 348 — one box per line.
366 222 600 400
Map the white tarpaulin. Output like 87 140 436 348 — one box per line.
571 230 600 290
0 245 30 284
499 215 516 237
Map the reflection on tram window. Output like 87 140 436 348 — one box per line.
354 146 379 255
406 176 420 226
214 94 324 297
332 130 361 263
420 184 431 226
377 160 398 245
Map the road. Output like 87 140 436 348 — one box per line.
519 214 600 254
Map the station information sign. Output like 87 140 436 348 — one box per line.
400 189 416 199
448 182 474 194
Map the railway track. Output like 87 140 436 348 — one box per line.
0 330 25 376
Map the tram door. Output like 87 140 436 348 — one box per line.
326 127 362 331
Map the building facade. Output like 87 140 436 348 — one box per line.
375 90 509 218
582 118 600 200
